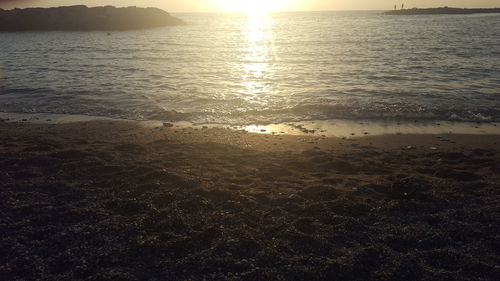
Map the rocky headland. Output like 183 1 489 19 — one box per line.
0 5 185 31
385 7 500 15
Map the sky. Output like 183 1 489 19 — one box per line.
0 0 498 12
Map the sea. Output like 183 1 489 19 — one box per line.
1 11 500 129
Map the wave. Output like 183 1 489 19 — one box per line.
1 87 499 124
178 103 500 125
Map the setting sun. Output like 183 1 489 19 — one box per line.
1 1 500 280
214 0 290 13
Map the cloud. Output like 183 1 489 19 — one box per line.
0 0 38 9
0 0 37 5
0 0 33 3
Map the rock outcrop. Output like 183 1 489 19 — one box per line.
0 5 185 31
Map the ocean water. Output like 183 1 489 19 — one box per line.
1 11 500 125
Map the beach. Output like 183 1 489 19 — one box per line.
1 120 498 280
1 3 500 281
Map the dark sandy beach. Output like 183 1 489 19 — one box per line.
1 121 499 280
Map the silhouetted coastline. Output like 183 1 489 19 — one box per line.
0 5 185 31
385 7 500 15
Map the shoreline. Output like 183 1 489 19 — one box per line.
1 119 499 154
1 111 499 139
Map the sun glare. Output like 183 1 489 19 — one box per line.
215 0 289 14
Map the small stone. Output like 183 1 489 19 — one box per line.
162 122 174 127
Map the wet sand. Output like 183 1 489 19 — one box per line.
0 121 499 280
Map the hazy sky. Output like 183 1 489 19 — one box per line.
1 0 498 12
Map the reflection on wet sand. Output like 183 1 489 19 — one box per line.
1 112 499 139
238 120 500 138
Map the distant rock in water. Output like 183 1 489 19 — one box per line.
385 7 500 15
0 5 185 31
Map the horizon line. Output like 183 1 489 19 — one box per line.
1 5 500 13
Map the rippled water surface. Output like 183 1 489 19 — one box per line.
1 11 499 124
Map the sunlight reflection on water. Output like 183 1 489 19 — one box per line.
239 13 275 106
1 12 499 123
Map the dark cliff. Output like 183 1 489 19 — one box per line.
385 7 500 15
0 5 185 31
